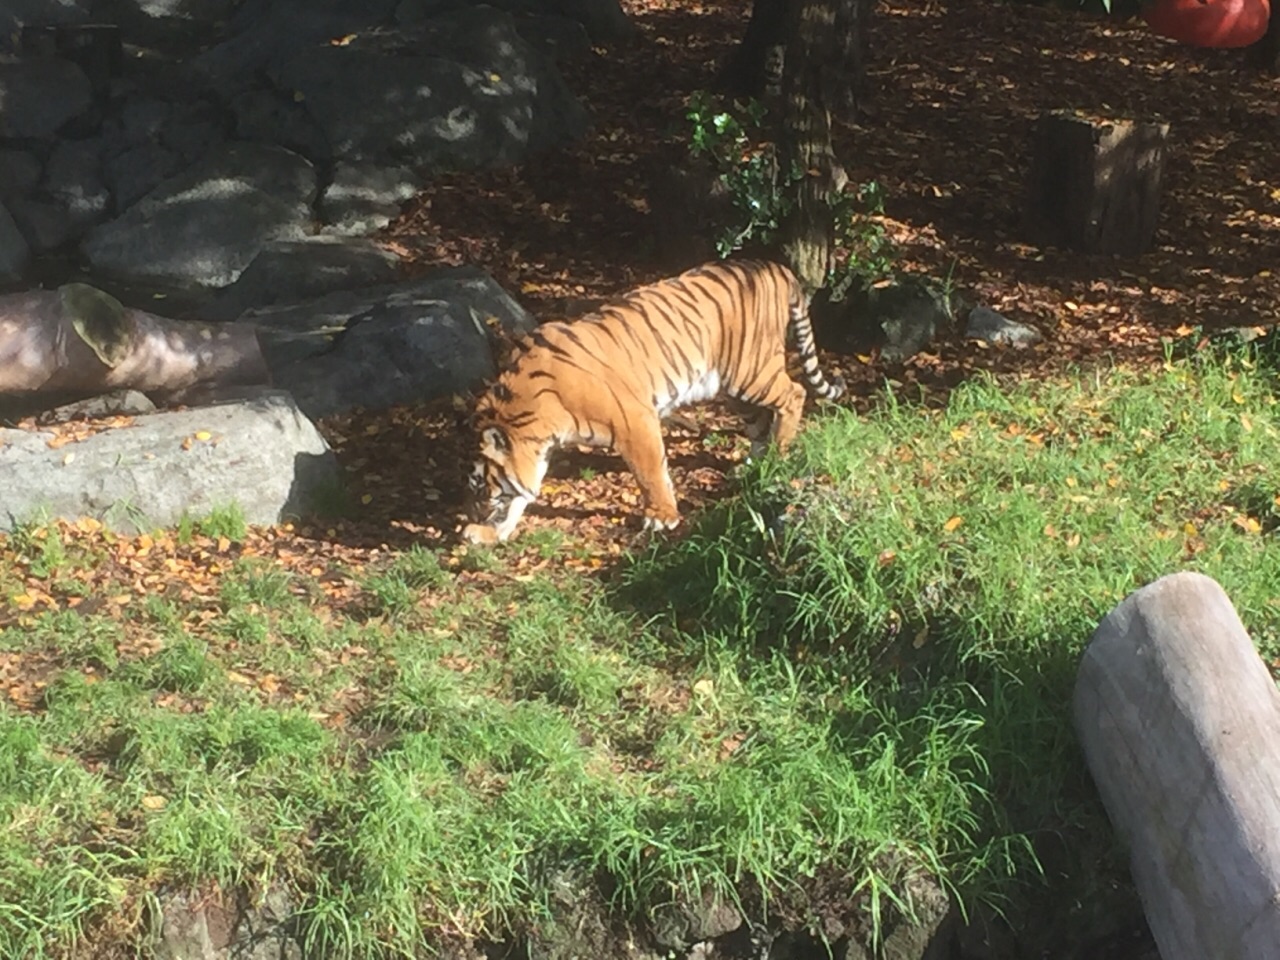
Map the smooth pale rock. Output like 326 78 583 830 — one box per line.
0 390 339 533
965 305 1042 348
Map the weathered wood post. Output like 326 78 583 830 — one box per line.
1026 110 1169 256
1073 571 1280 960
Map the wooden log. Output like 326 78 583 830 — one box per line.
1026 110 1169 256
1073 571 1280 960
0 283 271 404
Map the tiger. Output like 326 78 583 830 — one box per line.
461 259 844 544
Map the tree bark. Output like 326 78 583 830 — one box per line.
778 0 849 294
1026 111 1169 256
829 0 872 121
721 0 871 121
717 0 789 100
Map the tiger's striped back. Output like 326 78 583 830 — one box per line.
462 259 844 543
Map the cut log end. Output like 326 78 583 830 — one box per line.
1073 571 1280 960
1025 111 1170 256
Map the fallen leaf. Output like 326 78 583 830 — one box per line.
1235 516 1262 535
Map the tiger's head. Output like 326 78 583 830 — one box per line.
462 414 551 545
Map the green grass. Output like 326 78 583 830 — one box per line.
4 349 1280 956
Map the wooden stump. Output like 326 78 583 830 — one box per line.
1026 111 1169 255
1073 571 1280 960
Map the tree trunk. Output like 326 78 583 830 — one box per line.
717 0 789 100
1025 111 1169 256
829 0 872 121
778 0 849 294
720 0 870 120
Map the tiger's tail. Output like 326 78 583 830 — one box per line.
788 282 845 402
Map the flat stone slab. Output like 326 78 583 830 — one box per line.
0 390 339 533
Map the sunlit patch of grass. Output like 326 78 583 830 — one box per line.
186 504 249 544
622 351 1280 930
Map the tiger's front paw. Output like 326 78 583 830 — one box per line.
641 513 681 533
462 522 503 545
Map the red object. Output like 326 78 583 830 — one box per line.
1142 0 1271 48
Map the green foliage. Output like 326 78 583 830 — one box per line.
684 90 894 295
623 352 1280 907
176 504 248 544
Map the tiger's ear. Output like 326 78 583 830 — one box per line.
480 426 510 456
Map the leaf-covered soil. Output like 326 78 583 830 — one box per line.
7 0 1279 580
369 0 1280 567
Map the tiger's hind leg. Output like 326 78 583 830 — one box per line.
613 412 681 531
738 356 808 456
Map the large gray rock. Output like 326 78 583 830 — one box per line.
0 149 42 204
650 888 742 950
7 197 76 254
272 7 586 168
103 142 187 212
80 142 317 289
44 137 112 232
157 98 229 164
152 885 300 960
93 0 239 49
396 0 634 44
199 237 404 321
230 85 333 163
843 872 954 960
538 0 634 42
0 58 94 139
318 162 420 237
0 391 338 534
1 0 93 45
188 0 400 94
244 266 535 417
99 0 240 26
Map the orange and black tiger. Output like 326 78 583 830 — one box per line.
462 259 844 543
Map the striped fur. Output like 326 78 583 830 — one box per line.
462 259 844 543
